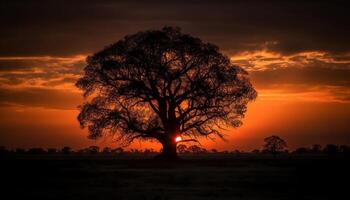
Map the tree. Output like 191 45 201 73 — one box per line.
0 146 8 154
15 148 26 154
28 148 46 154
251 149 260 154
112 147 124 154
102 147 112 154
87 146 100 154
323 144 339 155
61 146 72 154
76 27 257 159
293 147 309 154
340 145 350 155
263 135 287 155
188 145 207 154
311 144 322 153
47 148 58 154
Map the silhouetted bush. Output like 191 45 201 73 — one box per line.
111 147 124 154
102 147 111 154
86 146 100 154
311 144 322 153
47 148 58 154
323 144 339 155
340 145 350 155
251 149 260 153
294 147 310 154
61 146 72 154
188 145 207 154
28 148 46 154
15 148 26 154
0 146 8 154
232 149 241 154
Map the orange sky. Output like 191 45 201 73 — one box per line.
1 1 350 151
1 85 349 151
0 51 349 151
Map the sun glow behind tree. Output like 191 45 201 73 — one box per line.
175 136 182 143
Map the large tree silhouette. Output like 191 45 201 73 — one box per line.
76 27 257 158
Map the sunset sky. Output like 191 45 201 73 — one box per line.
1 0 349 151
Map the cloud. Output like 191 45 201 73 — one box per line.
230 50 350 88
1 49 349 110
0 87 82 110
250 67 350 88
229 50 350 103
230 50 350 71
0 55 85 109
0 0 349 56
257 85 350 103
0 55 85 90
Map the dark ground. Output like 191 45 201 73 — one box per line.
1 154 349 200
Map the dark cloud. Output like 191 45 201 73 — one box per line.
0 87 82 110
0 57 85 71
251 67 350 88
0 0 349 56
43 77 77 87
0 56 84 87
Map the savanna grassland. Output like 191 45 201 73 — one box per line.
1 154 349 200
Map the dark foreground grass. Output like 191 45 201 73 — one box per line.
1 154 349 200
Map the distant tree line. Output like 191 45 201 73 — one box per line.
1 135 349 156
0 144 349 156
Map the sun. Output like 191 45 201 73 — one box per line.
175 136 182 142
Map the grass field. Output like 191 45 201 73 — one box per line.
1 154 349 200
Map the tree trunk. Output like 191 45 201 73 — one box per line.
156 137 179 160
156 112 180 159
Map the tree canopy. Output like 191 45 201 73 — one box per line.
76 27 257 158
263 135 287 155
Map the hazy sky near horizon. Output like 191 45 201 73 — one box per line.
0 0 349 151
